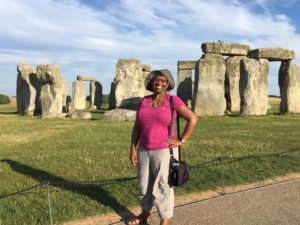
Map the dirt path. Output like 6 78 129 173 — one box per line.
64 172 300 225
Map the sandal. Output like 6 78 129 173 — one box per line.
127 213 152 225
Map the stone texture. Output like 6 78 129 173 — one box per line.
201 53 225 60
278 60 300 113
77 75 96 81
109 58 150 109
201 42 250 56
248 48 295 61
240 58 269 115
72 80 86 110
192 54 226 116
177 68 193 106
225 56 248 112
16 63 40 115
37 64 63 118
68 112 92 119
102 109 136 121
94 81 102 109
89 81 96 109
178 61 197 70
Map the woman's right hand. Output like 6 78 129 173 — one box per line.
130 148 138 166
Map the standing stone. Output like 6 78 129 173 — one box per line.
279 60 300 113
192 54 226 116
90 81 96 109
72 80 86 110
177 61 196 107
94 81 102 109
225 56 248 112
240 58 269 115
109 82 116 109
177 68 193 106
16 63 40 115
109 59 150 109
62 80 68 113
37 64 63 118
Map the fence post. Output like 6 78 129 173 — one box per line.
46 182 53 225
218 157 226 195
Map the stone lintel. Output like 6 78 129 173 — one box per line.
201 53 224 60
248 48 295 61
178 61 197 70
201 42 250 56
77 75 96 81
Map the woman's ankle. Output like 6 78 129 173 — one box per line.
160 219 169 225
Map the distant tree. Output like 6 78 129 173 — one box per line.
0 94 11 104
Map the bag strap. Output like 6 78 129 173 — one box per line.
168 96 182 160
168 96 174 156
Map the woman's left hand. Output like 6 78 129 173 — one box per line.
166 138 182 148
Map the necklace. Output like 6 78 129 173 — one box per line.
151 93 166 108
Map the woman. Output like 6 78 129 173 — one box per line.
128 69 198 225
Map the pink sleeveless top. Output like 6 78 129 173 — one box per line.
136 94 185 150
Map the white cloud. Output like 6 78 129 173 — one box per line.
0 0 300 96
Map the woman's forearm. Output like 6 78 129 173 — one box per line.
131 122 140 150
180 115 198 141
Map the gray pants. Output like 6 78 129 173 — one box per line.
137 147 178 219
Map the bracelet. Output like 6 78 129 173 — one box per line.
179 137 186 143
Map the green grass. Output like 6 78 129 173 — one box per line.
0 103 300 225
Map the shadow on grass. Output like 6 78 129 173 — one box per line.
1 159 135 222
0 111 18 114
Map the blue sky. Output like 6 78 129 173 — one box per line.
1 0 300 96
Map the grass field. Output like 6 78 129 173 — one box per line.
0 99 300 225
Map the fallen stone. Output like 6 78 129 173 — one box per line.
102 109 136 121
68 112 92 119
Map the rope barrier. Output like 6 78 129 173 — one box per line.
0 182 46 199
0 148 299 200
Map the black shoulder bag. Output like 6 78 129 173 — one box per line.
168 96 189 187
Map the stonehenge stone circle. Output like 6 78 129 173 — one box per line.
16 42 300 119
177 42 300 116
